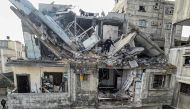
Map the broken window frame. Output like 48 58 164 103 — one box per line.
149 73 171 90
180 83 190 95
41 72 68 93
165 23 172 30
138 6 146 12
0 41 8 48
165 7 174 15
153 3 160 10
183 55 190 65
138 19 147 28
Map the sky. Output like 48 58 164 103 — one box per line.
0 0 189 44
0 0 114 43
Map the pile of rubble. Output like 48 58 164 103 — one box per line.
8 0 167 69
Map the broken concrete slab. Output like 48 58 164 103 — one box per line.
129 60 138 68
9 0 77 51
82 33 100 51
129 22 164 56
108 32 137 56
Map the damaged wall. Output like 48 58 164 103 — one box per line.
23 32 41 59
70 63 98 107
173 0 190 25
9 63 67 93
140 68 175 105
8 93 69 109
97 67 175 108
169 47 190 108
169 47 190 83
113 0 182 53
103 25 119 41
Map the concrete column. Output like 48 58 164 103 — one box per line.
122 14 128 34
74 16 77 37
165 24 176 56
171 24 176 47
0 49 5 73
14 41 18 59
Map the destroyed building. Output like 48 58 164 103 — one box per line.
6 0 177 109
168 0 190 109
113 0 182 54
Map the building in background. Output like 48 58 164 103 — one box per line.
168 0 190 109
112 0 182 54
0 39 25 97
0 39 26 73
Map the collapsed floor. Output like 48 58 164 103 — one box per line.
5 0 177 108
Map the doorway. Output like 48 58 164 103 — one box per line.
16 74 30 93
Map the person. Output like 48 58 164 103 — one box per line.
79 9 85 16
1 99 6 109
104 37 115 53
101 11 105 17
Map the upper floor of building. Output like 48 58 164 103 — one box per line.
169 47 190 84
0 40 25 60
173 0 190 25
113 0 174 19
0 40 24 51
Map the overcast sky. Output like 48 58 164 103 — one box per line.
0 0 189 43
0 0 114 43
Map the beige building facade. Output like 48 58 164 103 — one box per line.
168 0 190 109
6 60 176 109
169 47 190 109
7 60 67 93
0 40 26 73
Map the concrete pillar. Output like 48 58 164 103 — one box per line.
0 49 5 73
14 41 18 59
171 82 181 108
165 24 176 57
171 24 176 48
122 14 128 34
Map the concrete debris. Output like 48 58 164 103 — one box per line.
4 0 180 108
82 32 100 51
129 60 138 68
108 32 137 56
137 55 167 66
9 0 165 66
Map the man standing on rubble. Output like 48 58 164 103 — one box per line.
104 37 115 53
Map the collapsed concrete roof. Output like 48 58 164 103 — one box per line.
6 60 66 67
9 0 166 68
